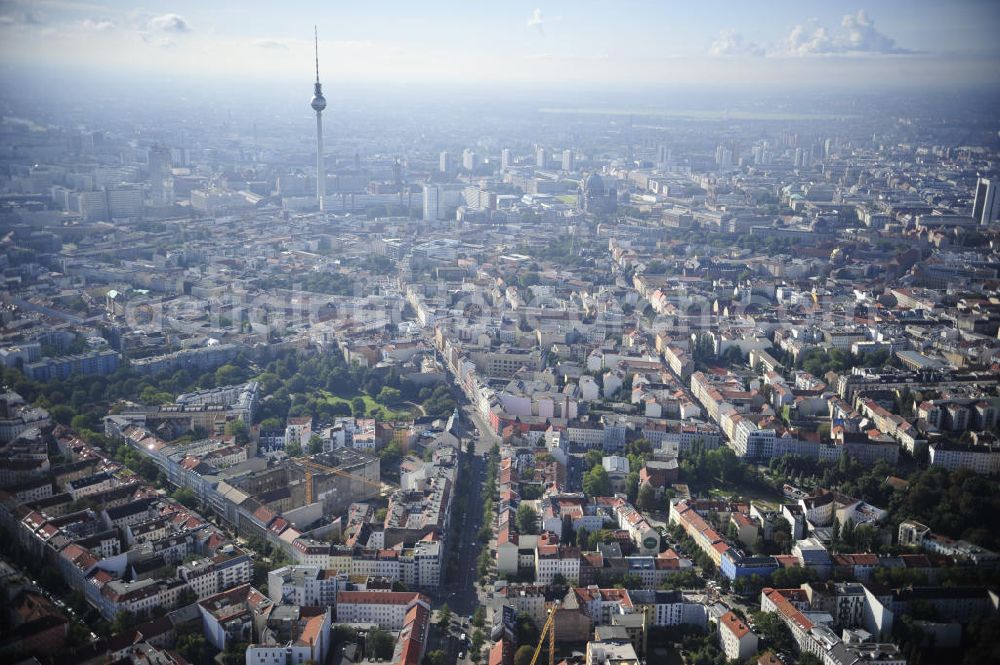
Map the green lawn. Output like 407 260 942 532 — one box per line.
318 389 413 421
707 481 783 503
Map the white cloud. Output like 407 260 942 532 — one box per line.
527 8 543 36
709 29 764 57
138 32 176 49
254 39 288 51
784 10 913 56
80 18 114 31
147 13 190 34
841 10 905 54
785 22 837 56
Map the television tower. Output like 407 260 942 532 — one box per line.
310 26 327 211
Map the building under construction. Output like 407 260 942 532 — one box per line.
232 449 381 516
288 449 381 514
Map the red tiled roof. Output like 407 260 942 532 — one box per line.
394 603 430 665
763 588 814 633
488 638 512 665
720 610 751 639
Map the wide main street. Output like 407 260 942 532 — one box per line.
442 448 487 617
420 377 497 663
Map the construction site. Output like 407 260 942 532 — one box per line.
232 449 383 517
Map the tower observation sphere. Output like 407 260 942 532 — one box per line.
311 83 326 112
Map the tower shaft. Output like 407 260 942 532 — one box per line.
316 110 325 210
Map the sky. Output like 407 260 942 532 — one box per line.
0 0 998 93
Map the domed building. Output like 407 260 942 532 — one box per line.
584 172 605 196
577 172 617 214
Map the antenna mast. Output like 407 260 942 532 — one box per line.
314 25 320 83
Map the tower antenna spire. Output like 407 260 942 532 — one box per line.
314 25 320 83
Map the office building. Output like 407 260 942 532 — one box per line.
462 149 477 171
972 177 999 225
147 144 173 205
561 149 574 171
422 184 440 221
107 185 144 220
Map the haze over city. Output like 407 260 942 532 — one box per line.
2 1 1000 89
0 3 999 665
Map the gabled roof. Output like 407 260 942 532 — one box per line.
720 610 752 639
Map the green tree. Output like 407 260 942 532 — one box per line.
110 609 137 634
260 416 283 431
478 547 492 579
351 397 367 416
176 632 213 665
583 465 611 496
367 629 394 660
171 487 199 509
626 438 653 458
332 624 359 646
626 470 641 502
285 440 303 457
70 413 94 431
472 606 486 628
308 434 324 455
377 386 402 406
49 404 75 426
750 611 794 654
425 650 448 665
437 603 452 630
637 483 656 512
224 419 250 444
514 645 536 665
841 518 856 549
516 613 539 647
516 503 539 535
215 363 245 386
221 641 247 665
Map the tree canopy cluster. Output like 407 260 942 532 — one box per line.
768 453 1000 552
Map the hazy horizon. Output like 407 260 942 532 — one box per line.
1 0 999 97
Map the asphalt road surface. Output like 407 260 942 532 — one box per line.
442 450 486 616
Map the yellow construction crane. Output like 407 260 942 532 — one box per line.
527 607 556 665
298 457 389 505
